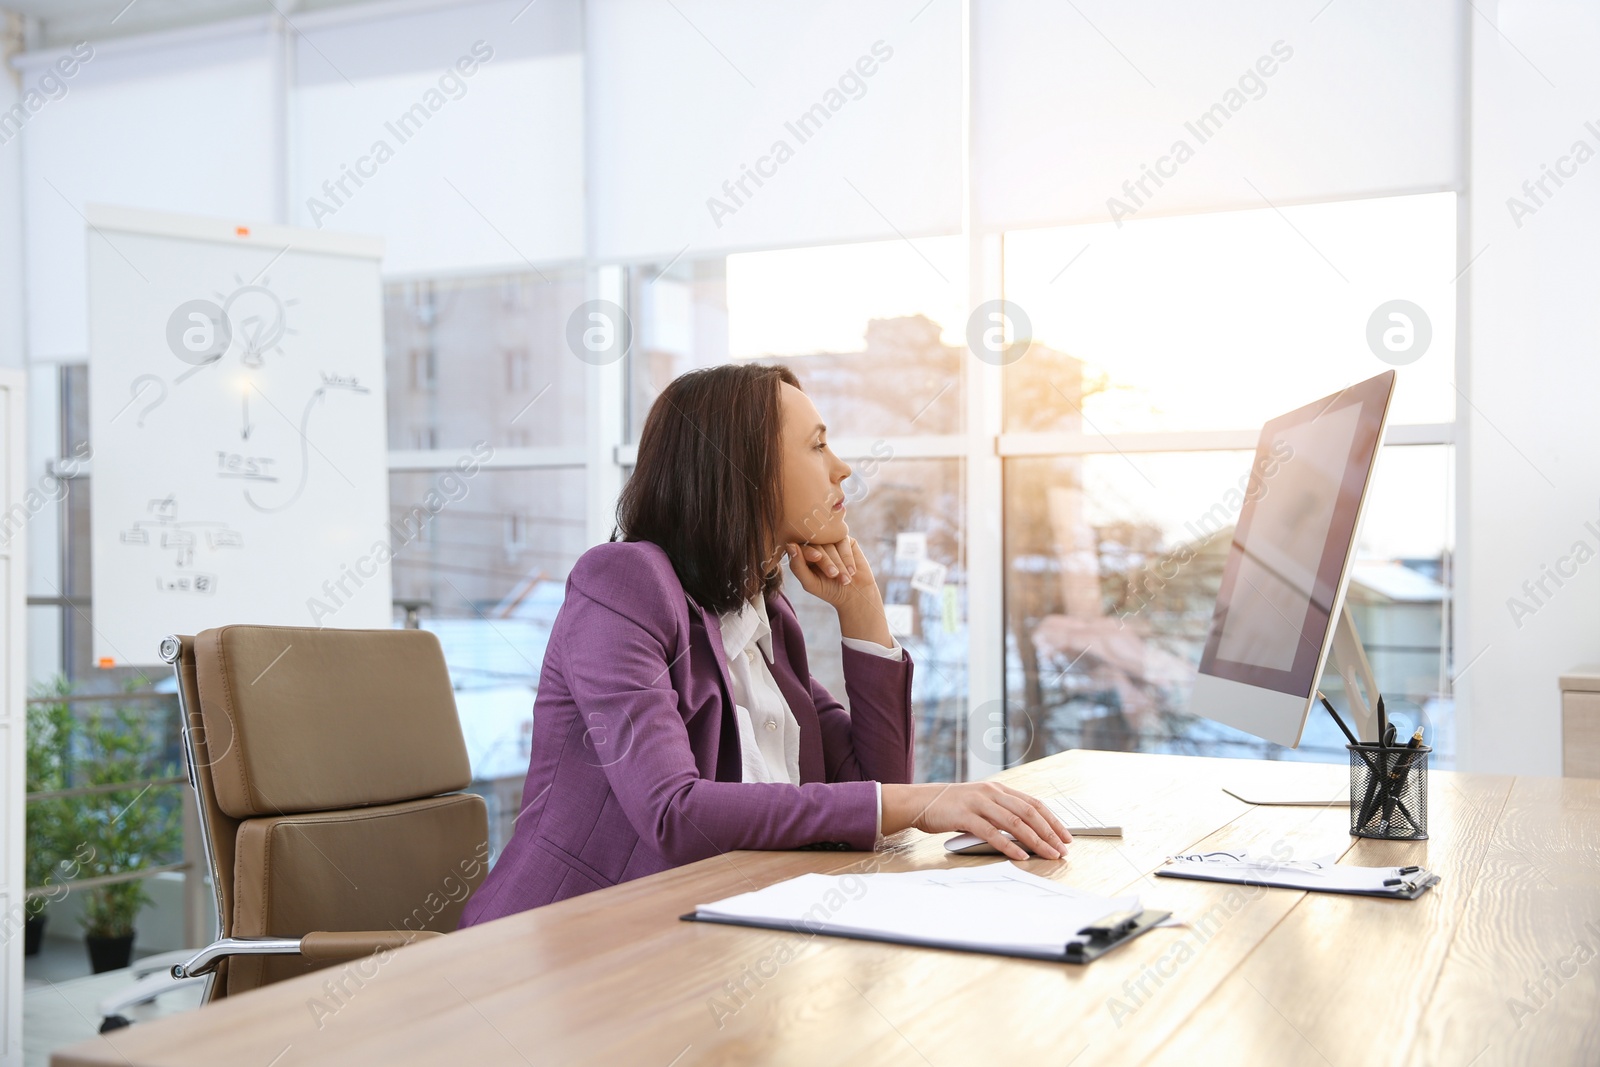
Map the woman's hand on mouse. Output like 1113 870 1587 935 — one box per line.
879 781 1074 861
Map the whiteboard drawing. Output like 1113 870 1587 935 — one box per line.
166 275 298 378
119 495 243 582
127 374 167 427
88 205 392 665
244 372 373 514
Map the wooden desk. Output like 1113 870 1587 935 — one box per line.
52 750 1600 1066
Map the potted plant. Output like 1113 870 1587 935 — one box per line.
71 703 183 973
24 678 76 955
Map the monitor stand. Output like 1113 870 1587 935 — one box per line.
1222 605 1380 808
1327 602 1381 744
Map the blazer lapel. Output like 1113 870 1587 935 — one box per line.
763 600 827 784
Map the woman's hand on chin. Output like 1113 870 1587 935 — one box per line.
784 536 893 646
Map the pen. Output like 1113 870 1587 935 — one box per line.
1398 726 1424 774
1377 722 1401 830
1383 727 1426 831
1377 694 1389 748
1356 746 1385 830
1390 727 1424 785
1391 796 1422 831
1317 691 1359 746
1357 766 1382 830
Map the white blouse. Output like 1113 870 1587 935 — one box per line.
717 596 901 846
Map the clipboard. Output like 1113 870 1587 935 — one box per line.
1155 853 1440 900
680 906 1172 964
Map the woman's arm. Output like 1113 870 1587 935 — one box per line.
787 537 1074 860
561 585 880 865
808 642 914 786
786 537 914 785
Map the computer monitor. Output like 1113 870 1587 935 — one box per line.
1189 370 1397 749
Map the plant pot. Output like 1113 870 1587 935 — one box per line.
24 915 46 957
85 933 135 974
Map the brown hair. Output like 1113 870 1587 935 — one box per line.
615 363 801 614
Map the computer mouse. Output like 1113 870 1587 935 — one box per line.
942 798 1122 854
944 831 1027 855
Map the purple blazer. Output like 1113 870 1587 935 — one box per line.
459 539 916 924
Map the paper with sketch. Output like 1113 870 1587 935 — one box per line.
910 558 947 596
895 531 928 563
882 603 915 639
692 862 1140 960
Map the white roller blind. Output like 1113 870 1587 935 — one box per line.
586 0 963 261
18 32 278 360
974 0 1464 230
291 0 586 273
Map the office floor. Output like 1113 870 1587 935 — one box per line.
24 941 204 1067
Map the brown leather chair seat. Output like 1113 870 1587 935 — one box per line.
162 625 489 1000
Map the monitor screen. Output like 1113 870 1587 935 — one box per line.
1198 372 1394 697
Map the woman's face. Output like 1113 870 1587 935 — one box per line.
776 382 853 547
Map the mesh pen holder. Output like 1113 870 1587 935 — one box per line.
1348 743 1430 840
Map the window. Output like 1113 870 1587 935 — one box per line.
625 238 967 442
388 468 585 684
1003 447 1453 763
1000 193 1456 433
504 511 529 555
784 457 966 782
382 266 593 850
389 466 586 852
625 239 972 780
384 269 587 451
43 198 1460 821
409 348 435 391
1000 192 1457 766
505 347 532 393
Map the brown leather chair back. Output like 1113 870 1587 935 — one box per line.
172 625 488 998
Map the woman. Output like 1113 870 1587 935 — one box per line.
461 364 1071 923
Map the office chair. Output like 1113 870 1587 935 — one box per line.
146 625 488 1013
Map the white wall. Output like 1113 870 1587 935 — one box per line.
0 368 26 1067
0 14 24 372
1459 0 1600 776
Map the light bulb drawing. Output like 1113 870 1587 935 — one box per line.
147 271 372 519
220 276 297 367
164 274 300 378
